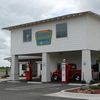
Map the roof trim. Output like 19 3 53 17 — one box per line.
2 11 100 30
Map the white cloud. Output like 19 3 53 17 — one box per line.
0 30 10 66
76 0 100 13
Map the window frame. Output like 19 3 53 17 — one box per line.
23 29 32 42
56 23 67 38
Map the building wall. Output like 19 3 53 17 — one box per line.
11 15 87 55
86 15 100 50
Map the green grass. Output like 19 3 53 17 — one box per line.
80 85 100 90
0 67 10 72
0 68 6 72
89 85 100 90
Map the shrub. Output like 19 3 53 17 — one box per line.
89 85 100 90
80 85 88 90
89 80 96 84
97 83 100 87
81 80 86 84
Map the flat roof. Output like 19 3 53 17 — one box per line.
4 56 42 61
3 11 100 30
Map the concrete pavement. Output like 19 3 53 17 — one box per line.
0 78 10 82
0 79 99 100
0 81 85 100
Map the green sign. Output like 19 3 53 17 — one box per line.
35 30 52 46
22 64 27 70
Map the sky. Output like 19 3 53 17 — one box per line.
0 0 100 67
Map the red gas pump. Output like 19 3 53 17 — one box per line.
66 64 70 83
26 63 32 81
61 59 70 83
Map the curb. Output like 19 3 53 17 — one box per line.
0 79 10 82
7 80 20 83
45 87 100 100
27 81 42 84
68 83 86 86
60 89 100 100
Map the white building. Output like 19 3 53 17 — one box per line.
3 11 100 83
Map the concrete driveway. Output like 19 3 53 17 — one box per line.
0 81 85 100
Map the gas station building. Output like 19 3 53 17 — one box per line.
3 11 100 83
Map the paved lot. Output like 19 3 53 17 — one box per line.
0 81 85 100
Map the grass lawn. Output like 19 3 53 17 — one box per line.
0 67 10 72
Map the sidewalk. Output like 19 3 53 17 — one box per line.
0 78 10 82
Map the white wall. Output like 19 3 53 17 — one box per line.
36 61 42 77
11 15 87 55
11 14 100 56
86 15 100 50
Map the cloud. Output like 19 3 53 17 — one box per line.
0 30 10 66
0 0 83 27
76 0 100 13
0 0 57 27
